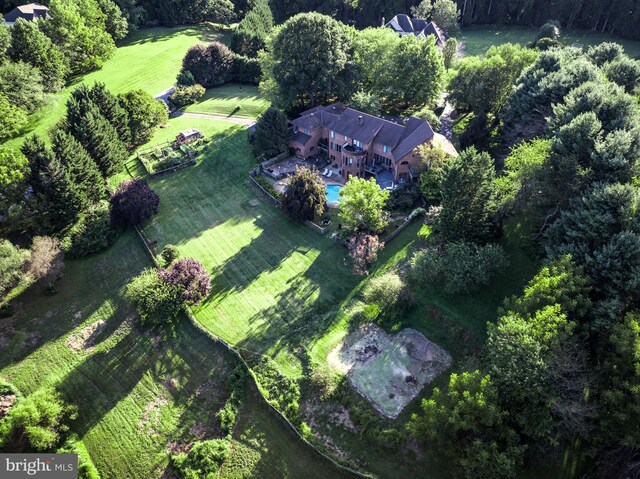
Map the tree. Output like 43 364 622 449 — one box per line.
110 179 159 228
603 56 640 93
436 147 498 243
43 0 116 74
534 21 560 43
411 241 509 294
410 0 432 19
281 167 327 222
97 0 129 41
349 90 381 116
118 89 168 145
50 128 107 204
375 34 443 108
0 148 28 195
442 38 458 69
432 0 460 37
362 271 413 317
65 95 128 177
0 94 27 141
249 107 289 157
168 84 205 108
8 18 68 91
448 44 537 115
89 82 131 145
259 13 354 109
0 240 30 297
181 42 235 87
0 16 9 62
0 61 49 113
408 371 525 479
339 177 389 234
347 233 384 276
28 236 64 289
501 255 591 319
418 145 449 205
0 389 77 452
230 0 273 57
158 258 211 305
125 268 183 328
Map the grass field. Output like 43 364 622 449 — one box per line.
185 83 270 119
461 25 640 57
4 25 224 150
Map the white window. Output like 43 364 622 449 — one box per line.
354 139 362 148
383 145 390 153
330 130 336 139
349 158 353 166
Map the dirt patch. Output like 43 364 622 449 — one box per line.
0 393 16 418
329 324 451 418
140 394 170 437
66 320 107 352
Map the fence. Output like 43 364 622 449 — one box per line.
131 225 375 479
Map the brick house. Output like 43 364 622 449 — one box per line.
288 103 456 183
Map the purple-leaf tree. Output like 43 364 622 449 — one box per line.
348 233 384 276
110 179 160 228
159 258 211 305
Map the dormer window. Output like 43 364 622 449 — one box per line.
383 145 390 153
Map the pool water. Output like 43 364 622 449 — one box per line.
326 184 343 204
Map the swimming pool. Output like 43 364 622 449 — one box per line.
326 184 343 205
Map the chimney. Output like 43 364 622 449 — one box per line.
358 115 363 125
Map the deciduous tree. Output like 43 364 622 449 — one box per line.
118 89 168 145
281 167 327 222
339 177 389 234
109 179 160 228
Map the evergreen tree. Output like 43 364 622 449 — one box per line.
89 82 131 145
281 167 327 222
21 135 53 195
8 18 68 91
249 107 288 157
66 95 128 178
436 147 498 243
50 128 107 204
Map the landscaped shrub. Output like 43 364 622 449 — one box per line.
110 179 160 228
410 241 509 294
172 439 229 479
281 167 327 222
63 201 118 258
386 183 421 211
179 42 260 88
362 272 413 318
0 389 77 452
158 258 211 305
169 84 205 108
160 244 180 266
253 175 282 200
125 268 183 328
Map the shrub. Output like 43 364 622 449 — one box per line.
254 175 282 199
535 21 560 43
253 357 302 425
230 55 261 84
28 236 63 292
125 269 183 328
0 389 77 452
411 241 509 294
172 439 229 479
160 244 180 266
386 183 421 211
168 84 205 109
110 179 160 228
362 271 413 317
158 258 211 305
63 201 118 258
176 70 196 86
412 105 442 131
0 239 30 297
282 166 327 222
348 233 384 276
180 42 260 88
534 37 561 51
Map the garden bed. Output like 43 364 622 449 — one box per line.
137 139 199 176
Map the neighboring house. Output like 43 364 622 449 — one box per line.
384 14 447 50
2 3 50 25
288 103 457 183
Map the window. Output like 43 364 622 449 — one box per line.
383 145 390 153
356 158 360 167
330 130 336 139
304 128 310 135
336 144 342 152
349 158 353 166
354 139 362 149
330 155 335 161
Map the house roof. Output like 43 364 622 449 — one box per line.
385 14 447 48
3 3 49 23
290 103 438 162
179 128 200 137
289 130 312 146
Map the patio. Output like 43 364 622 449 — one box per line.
264 155 330 180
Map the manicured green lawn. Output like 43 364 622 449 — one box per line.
4 25 223 150
184 83 270 118
461 25 640 58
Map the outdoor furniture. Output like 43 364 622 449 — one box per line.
321 168 328 176
326 170 333 178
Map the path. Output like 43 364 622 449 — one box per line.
439 92 456 141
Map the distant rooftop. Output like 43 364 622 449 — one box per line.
385 14 447 49
3 2 49 23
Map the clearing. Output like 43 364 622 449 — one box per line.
329 324 451 418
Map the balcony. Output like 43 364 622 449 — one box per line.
318 138 329 151
343 144 366 156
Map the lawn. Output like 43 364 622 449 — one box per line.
4 25 224 150
0 229 354 479
184 83 270 119
461 25 640 57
